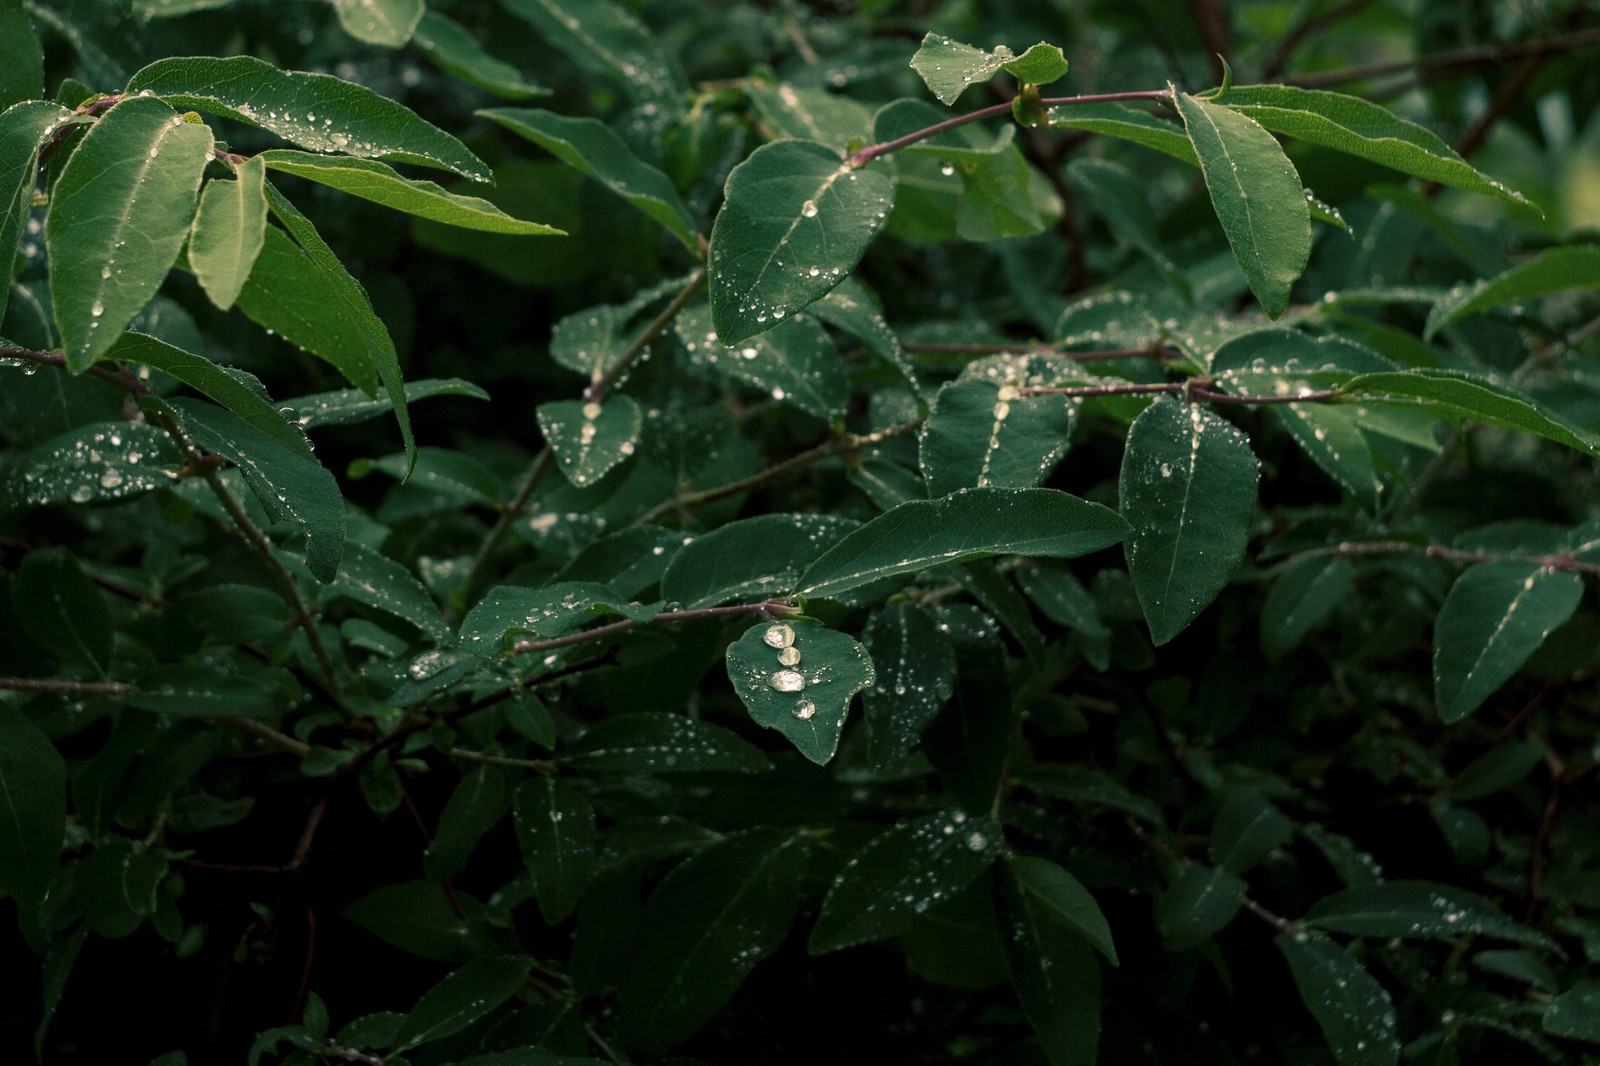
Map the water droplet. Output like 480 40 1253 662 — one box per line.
90 301 104 318
769 669 806 693
581 401 602 419
763 623 795 649
800 200 819 218
940 163 955 176
793 698 817 719
965 832 987 851
778 646 801 666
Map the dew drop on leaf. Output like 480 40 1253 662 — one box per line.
763 623 795 649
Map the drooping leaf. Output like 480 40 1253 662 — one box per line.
1006 855 1118 965
126 55 490 180
424 766 510 881
537 395 642 488
619 830 809 1054
0 0 43 109
1261 557 1354 659
10 421 180 507
659 513 859 609
46 97 213 370
0 706 66 906
725 619 876 765
1340 369 1600 457
258 151 561 234
1119 398 1259 645
676 303 849 419
1276 934 1401 1066
1225 85 1534 210
171 399 346 582
560 713 771 775
11 548 112 675
707 139 894 345
862 600 956 767
998 859 1103 1066
500 0 685 111
799 487 1130 601
393 955 533 1051
1425 246 1600 338
413 10 547 99
512 776 597 924
1156 864 1247 949
1304 880 1557 949
262 186 415 470
327 0 423 48
811 810 1003 955
0 103 81 325
919 376 1074 496
189 156 268 310
1433 562 1583 723
478 108 696 250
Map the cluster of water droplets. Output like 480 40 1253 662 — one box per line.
761 623 816 719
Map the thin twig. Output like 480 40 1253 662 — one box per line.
222 717 312 758
1289 25 1600 88
1259 0 1372 81
1267 539 1600 577
508 599 794 657
0 677 132 697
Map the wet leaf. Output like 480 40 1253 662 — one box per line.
500 0 685 112
862 600 955 767
1277 934 1400 1065
189 156 268 310
1261 557 1353 659
393 955 532 1051
725 619 875 765
1340 369 1600 457
537 395 642 488
676 302 849 420
424 766 511 881
0 706 65 906
1006 854 1118 965
328 0 422 47
660 513 858 609
414 10 547 99
327 541 449 643
1304 881 1556 949
560 713 770 775
999 859 1103 1066
513 776 597 923
1157 864 1246 949
0 102 84 325
457 581 656 656
919 376 1074 496
10 421 180 507
10 548 112 674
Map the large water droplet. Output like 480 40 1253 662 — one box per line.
769 669 806 693
793 698 817 719
581 401 602 420
778 646 801 667
800 199 819 218
763 623 795 649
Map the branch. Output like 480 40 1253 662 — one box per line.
1271 539 1600 577
1289 25 1600 88
508 599 795 657
1021 380 1342 405
904 341 1181 363
0 677 133 697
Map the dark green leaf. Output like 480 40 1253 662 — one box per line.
560 713 771 775
1304 881 1556 949
328 0 422 47
393 955 532 1051
1046 102 1196 164
47 97 213 370
457 582 654 656
289 378 488 429
920 376 1073 496
707 139 894 345
619 830 809 1054
10 421 180 506
910 34 1066 105
415 11 547 99
0 706 65 906
424 766 510 881
810 810 1003 953
1068 158 1187 292
725 619 875 765
499 0 685 111
327 541 449 642
1174 92 1310 317
11 547 111 674
1157 864 1247 949
1261 557 1353 659
0 103 82 324
1543 980 1600 1043
1433 562 1583 723
1426 246 1600 338
126 665 281 718
862 600 956 767
0 0 43 108
1120 398 1259 645
677 303 849 419
1449 740 1546 802
1276 934 1400 1066
513 776 597 923
1339 368 1600 457
126 55 490 180
537 395 642 488
1212 791 1293 874
799 487 1129 601
1006 854 1118 965
660 513 858 608
998 860 1102 1066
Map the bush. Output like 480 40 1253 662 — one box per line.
3 1 1599 1063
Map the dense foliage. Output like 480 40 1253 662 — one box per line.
3 0 1600 1063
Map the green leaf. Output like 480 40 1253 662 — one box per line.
126 665 280 718
1276 934 1401 1066
1543 980 1600 1044
1261 557 1354 659
189 157 268 310
1119 398 1259 645
745 82 875 146
289 378 488 429
676 303 849 419
1425 246 1600 338
10 421 180 506
810 810 1003 953
414 11 547 99
909 34 1066 106
1174 91 1310 317
171 399 346 582
1304 881 1557 949
536 395 642 488
1449 740 1546 802
457 582 655 656
106 332 313 458
998 860 1102 1066
328 0 422 47
799 487 1130 601
707 139 894 345
1433 562 1583 723
1340 369 1600 457
393 955 532 1051
954 146 1055 241
1016 562 1111 671
46 97 214 370
1006 854 1118 965
0 0 43 109
862 600 956 768
327 541 449 643
0 706 65 906
11 548 112 674
343 881 516 961
127 56 490 181
512 776 597 923
1067 158 1187 293
559 713 771 775
920 377 1073 496
1 102 82 325
1003 43 1069 86
258 151 561 235
1224 85 1533 210
1212 791 1293 874
360 447 502 506
619 830 809 1054
500 0 686 111
725 618 876 765
811 278 921 397
423 766 510 881
478 108 696 251
659 513 857 609
1046 102 1196 164
1157 864 1247 949
262 186 415 471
